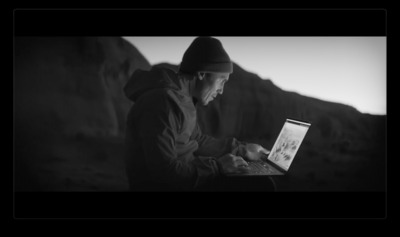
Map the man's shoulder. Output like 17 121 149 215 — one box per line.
135 88 188 115
138 87 180 102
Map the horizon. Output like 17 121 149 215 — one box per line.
123 36 386 116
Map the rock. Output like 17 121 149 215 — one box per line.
14 37 150 191
14 37 151 139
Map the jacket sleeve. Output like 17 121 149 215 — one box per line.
191 122 245 158
136 93 219 190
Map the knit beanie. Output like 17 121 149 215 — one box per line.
179 37 233 74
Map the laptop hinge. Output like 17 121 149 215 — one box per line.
264 158 287 174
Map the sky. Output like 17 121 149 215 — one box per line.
123 37 386 115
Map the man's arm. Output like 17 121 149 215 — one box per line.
191 122 243 158
136 92 220 190
191 123 269 160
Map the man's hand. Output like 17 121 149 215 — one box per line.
216 154 250 175
242 143 270 161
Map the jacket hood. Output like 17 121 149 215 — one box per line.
124 67 181 102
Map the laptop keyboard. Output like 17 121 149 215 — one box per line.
247 161 281 175
248 162 269 174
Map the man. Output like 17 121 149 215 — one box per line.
123 37 275 191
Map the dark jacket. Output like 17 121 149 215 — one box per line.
123 67 241 191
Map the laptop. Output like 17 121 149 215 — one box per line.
229 118 311 176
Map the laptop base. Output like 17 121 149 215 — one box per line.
226 161 284 176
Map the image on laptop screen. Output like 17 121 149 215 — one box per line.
268 119 310 171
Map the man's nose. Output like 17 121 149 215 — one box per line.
217 87 224 94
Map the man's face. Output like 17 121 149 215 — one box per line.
196 72 230 106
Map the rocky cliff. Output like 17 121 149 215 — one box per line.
15 37 150 139
14 37 150 191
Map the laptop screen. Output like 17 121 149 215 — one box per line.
267 119 311 171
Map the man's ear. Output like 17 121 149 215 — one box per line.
197 72 205 80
